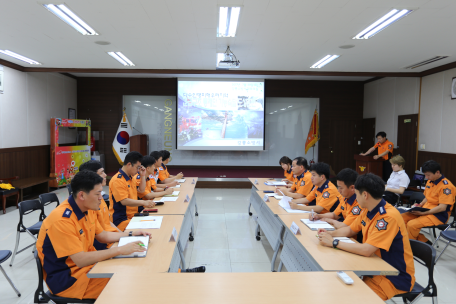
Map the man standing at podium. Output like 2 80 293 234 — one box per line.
360 131 394 181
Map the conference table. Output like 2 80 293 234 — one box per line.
95 272 385 304
248 178 399 276
88 177 199 278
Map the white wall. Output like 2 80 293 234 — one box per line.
419 67 456 153
0 66 77 148
363 77 420 146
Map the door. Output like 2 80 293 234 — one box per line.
397 114 418 178
329 120 357 174
360 118 376 155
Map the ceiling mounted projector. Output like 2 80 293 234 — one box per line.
217 46 240 69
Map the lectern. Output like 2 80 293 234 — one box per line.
354 155 383 178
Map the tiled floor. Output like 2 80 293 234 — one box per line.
0 187 455 303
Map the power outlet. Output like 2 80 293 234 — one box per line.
420 144 425 150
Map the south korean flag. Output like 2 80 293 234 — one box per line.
113 112 132 165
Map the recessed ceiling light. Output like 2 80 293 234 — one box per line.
310 55 340 69
107 52 135 66
154 107 158 109
95 41 111 45
281 108 286 110
43 4 98 35
288 106 293 108
144 104 151 106
274 111 277 113
269 112 274 114
353 9 413 39
135 100 141 103
339 45 355 49
0 50 41 64
218 6 241 37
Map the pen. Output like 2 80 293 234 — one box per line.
311 209 314 221
140 220 156 222
139 243 146 247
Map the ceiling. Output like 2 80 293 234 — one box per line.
1 0 456 76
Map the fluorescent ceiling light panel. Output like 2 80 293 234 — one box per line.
310 55 339 69
0 50 41 64
135 100 141 103
107 52 135 66
43 4 98 35
218 6 241 37
353 9 413 39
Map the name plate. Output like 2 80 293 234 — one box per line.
184 194 190 202
263 194 270 202
290 221 301 235
254 179 259 185
169 227 178 242
192 179 195 184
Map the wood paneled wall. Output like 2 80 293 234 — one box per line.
417 151 456 183
0 145 50 179
77 78 364 173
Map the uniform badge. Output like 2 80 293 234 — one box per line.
137 175 141 179
443 180 448 185
443 188 452 195
375 219 388 231
341 206 345 210
322 192 330 199
388 144 392 149
361 220 366 226
352 206 361 215
62 208 72 218
79 229 84 235
117 174 122 178
300 180 305 186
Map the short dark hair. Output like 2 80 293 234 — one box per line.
160 150 171 161
310 162 330 180
124 151 143 166
336 168 358 187
294 157 309 170
422 160 441 174
354 173 384 200
71 170 103 199
279 156 292 166
79 160 103 173
376 131 386 138
141 155 156 168
150 151 163 162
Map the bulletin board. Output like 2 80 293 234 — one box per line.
50 118 91 187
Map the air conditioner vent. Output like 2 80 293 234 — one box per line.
405 56 448 69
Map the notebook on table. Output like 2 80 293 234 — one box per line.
113 236 149 259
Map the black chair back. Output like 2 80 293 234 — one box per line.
410 239 437 297
409 192 425 204
66 184 73 196
39 193 60 208
18 200 45 228
33 251 46 303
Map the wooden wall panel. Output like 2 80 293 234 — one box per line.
417 151 456 183
0 145 50 179
78 78 364 173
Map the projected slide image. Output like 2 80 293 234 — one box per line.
177 80 265 151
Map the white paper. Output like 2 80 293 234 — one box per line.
334 237 355 244
284 209 311 213
155 197 179 202
301 219 334 230
265 193 276 197
116 236 149 257
164 191 180 197
126 216 163 229
301 219 328 225
177 179 186 183
274 195 283 200
265 181 287 186
169 227 178 242
174 185 181 188
278 196 310 213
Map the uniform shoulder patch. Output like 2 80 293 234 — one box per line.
341 206 345 210
443 180 448 185
322 192 330 199
159 167 163 171
375 219 388 231
351 206 361 215
361 220 366 226
79 229 84 235
117 174 122 178
300 180 305 186
443 188 452 195
388 144 392 148
62 208 72 218
137 175 141 179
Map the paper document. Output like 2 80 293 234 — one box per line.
301 219 329 225
334 237 355 244
156 197 179 202
265 181 287 186
278 196 310 213
265 193 276 197
126 216 163 229
164 191 180 197
274 195 283 200
114 236 149 258
177 179 186 183
174 185 181 188
300 219 335 230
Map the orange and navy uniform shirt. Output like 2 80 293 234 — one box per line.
350 200 415 293
148 169 159 190
36 196 104 299
332 193 362 226
422 175 456 224
158 163 170 182
375 139 394 160
93 199 118 250
108 169 141 227
296 171 313 197
138 177 154 199
283 168 294 182
305 180 340 214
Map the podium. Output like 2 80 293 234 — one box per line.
130 135 148 156
354 155 383 178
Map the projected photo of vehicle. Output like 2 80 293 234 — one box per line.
177 79 265 151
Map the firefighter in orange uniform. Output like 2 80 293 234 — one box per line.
360 131 394 181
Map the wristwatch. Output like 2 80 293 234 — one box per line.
333 239 340 248
129 231 133 237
